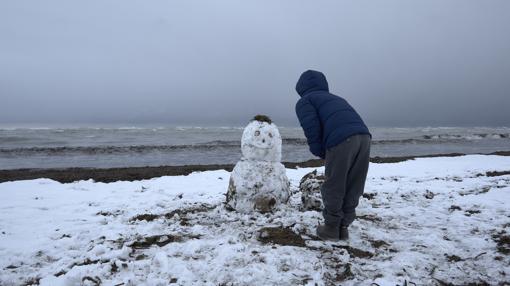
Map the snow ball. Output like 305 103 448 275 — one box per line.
299 170 325 211
92 244 106 256
118 246 132 260
39 275 67 286
152 252 169 271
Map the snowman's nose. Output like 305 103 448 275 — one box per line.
262 139 265 143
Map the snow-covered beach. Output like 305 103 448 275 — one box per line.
1 155 509 285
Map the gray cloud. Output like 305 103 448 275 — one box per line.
1 0 509 127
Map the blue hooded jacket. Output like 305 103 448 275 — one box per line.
295 70 370 159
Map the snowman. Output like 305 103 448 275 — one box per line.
225 115 290 213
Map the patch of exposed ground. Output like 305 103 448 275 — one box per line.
357 214 382 223
444 254 463 262
448 205 462 212
54 258 112 279
129 203 215 223
323 262 354 284
369 239 391 249
465 209 482 216
257 227 306 247
486 170 510 177
492 231 510 255
331 244 374 259
130 234 187 249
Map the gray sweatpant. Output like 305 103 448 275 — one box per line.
321 134 371 227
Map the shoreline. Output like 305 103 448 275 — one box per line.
1 151 509 183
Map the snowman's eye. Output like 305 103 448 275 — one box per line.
255 131 260 136
268 133 273 138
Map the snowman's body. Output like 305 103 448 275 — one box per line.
226 119 290 213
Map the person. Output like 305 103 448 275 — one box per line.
295 70 371 241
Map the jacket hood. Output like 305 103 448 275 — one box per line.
295 70 329 96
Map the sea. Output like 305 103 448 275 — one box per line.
0 125 509 170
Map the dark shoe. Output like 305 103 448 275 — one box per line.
316 224 340 241
339 225 349 240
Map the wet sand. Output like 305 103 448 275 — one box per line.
1 151 509 183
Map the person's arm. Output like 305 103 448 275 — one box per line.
295 97 325 159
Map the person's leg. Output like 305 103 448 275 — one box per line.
321 139 353 226
341 134 371 227
317 137 359 240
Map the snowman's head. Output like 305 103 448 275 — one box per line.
241 115 282 162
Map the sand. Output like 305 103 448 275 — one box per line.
1 152 509 183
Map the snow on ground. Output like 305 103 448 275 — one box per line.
1 155 509 286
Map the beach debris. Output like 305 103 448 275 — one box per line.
357 214 383 222
225 115 290 213
130 234 183 249
444 253 463 262
298 169 325 211
130 213 159 222
82 276 101 286
424 190 435 199
464 209 482 216
363 192 377 200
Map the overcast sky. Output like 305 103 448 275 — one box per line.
1 1 509 127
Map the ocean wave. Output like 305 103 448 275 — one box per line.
197 138 308 145
288 133 509 145
369 133 509 145
0 139 309 156
196 140 239 146
421 133 510 140
1 132 508 157
283 138 308 144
